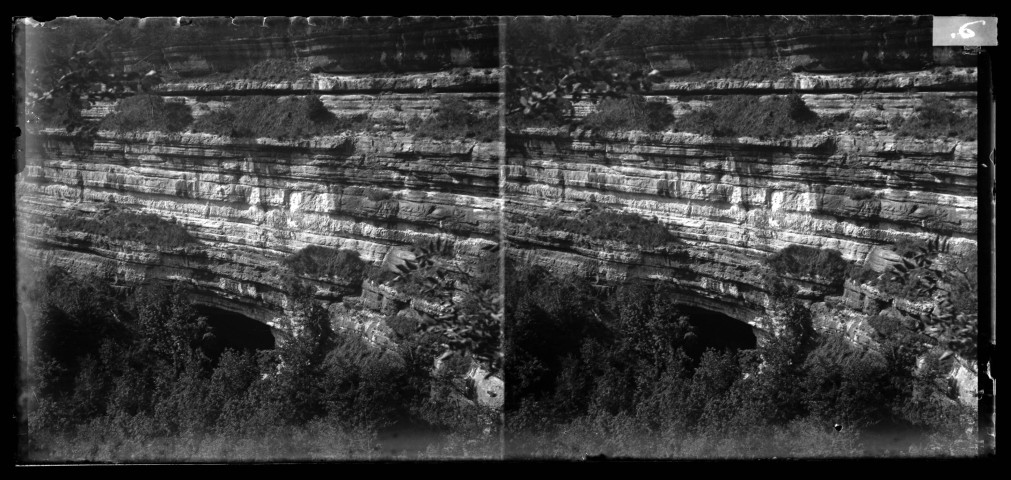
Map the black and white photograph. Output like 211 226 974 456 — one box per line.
15 16 503 461
14 14 993 463
502 15 986 459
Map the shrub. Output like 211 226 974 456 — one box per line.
765 245 850 287
282 246 366 282
891 95 976 141
50 206 196 248
409 96 498 142
528 203 679 250
675 94 819 139
192 95 369 139
582 95 674 132
100 94 193 133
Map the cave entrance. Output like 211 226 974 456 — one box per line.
195 305 276 357
679 305 757 351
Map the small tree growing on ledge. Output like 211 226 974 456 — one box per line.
25 19 164 156
506 34 659 129
388 238 502 375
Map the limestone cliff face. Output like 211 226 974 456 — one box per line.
18 24 501 348
506 50 977 331
603 25 975 75
506 128 975 322
112 18 499 76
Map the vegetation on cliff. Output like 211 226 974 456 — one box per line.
385 238 503 375
866 239 979 361
765 244 850 288
675 94 820 139
21 267 498 460
283 246 366 283
526 203 680 250
50 207 195 249
408 96 499 142
582 95 674 132
891 95 977 141
504 262 975 458
100 94 193 133
192 95 366 139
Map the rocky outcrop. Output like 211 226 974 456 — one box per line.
19 125 499 321
19 21 501 353
112 18 498 77
603 24 975 75
506 127 975 324
506 30 978 335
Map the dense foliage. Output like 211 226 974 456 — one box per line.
527 203 680 250
505 17 654 129
50 207 196 249
21 266 497 460
387 238 503 374
100 94 193 133
582 95 675 132
25 20 163 133
891 95 977 141
408 97 498 142
192 95 368 139
867 239 978 360
675 94 819 139
504 262 975 458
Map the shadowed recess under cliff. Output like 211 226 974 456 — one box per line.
680 305 757 351
195 305 276 356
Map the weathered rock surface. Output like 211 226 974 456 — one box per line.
603 26 975 75
19 21 502 367
112 18 499 77
506 128 975 325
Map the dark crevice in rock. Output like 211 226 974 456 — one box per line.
194 304 277 354
679 305 758 351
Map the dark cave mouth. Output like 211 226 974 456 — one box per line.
195 305 276 355
679 305 757 351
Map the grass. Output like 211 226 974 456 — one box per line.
100 94 193 133
192 95 369 139
408 96 498 142
25 418 500 461
506 413 974 459
528 203 678 250
283 246 367 282
50 206 195 248
890 95 976 141
582 95 674 132
675 94 820 139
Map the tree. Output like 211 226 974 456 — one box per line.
878 239 978 362
389 238 503 375
505 18 659 128
24 19 163 153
